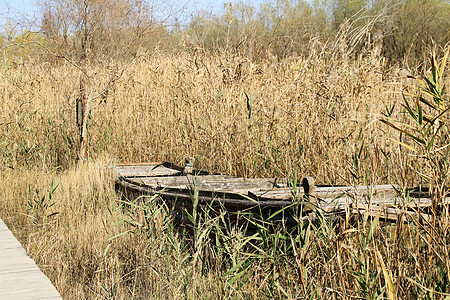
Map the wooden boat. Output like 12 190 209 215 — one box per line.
113 160 441 227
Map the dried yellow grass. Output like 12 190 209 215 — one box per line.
0 49 449 298
0 50 403 183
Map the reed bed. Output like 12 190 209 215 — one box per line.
1 49 400 182
0 48 449 298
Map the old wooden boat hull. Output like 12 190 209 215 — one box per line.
114 162 442 227
114 162 310 227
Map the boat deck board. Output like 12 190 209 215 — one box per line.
0 218 61 300
115 163 182 177
131 175 290 191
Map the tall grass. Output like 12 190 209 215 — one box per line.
0 44 449 298
382 50 449 219
1 45 404 183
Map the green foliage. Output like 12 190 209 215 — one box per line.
380 0 450 66
1 0 445 66
0 30 50 61
26 180 59 227
331 0 368 29
184 0 449 65
382 49 449 208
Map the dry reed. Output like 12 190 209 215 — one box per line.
0 47 449 298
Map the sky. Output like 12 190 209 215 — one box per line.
0 0 39 27
0 0 265 32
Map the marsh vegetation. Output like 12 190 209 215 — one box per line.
0 0 449 298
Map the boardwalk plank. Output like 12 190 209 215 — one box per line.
0 218 61 299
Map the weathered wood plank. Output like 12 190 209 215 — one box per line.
351 203 432 222
0 218 61 299
318 197 354 212
135 175 232 186
314 195 433 222
115 163 182 177
248 189 300 200
134 176 291 191
248 184 399 201
314 184 400 198
115 161 214 178
116 179 296 209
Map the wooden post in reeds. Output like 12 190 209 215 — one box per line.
77 0 90 161
183 157 195 175
302 176 317 205
76 75 88 160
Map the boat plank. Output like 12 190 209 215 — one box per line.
312 184 399 198
351 203 432 222
161 182 277 191
133 176 290 191
116 164 181 177
249 185 399 201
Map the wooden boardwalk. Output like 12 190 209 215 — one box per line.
0 218 61 300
